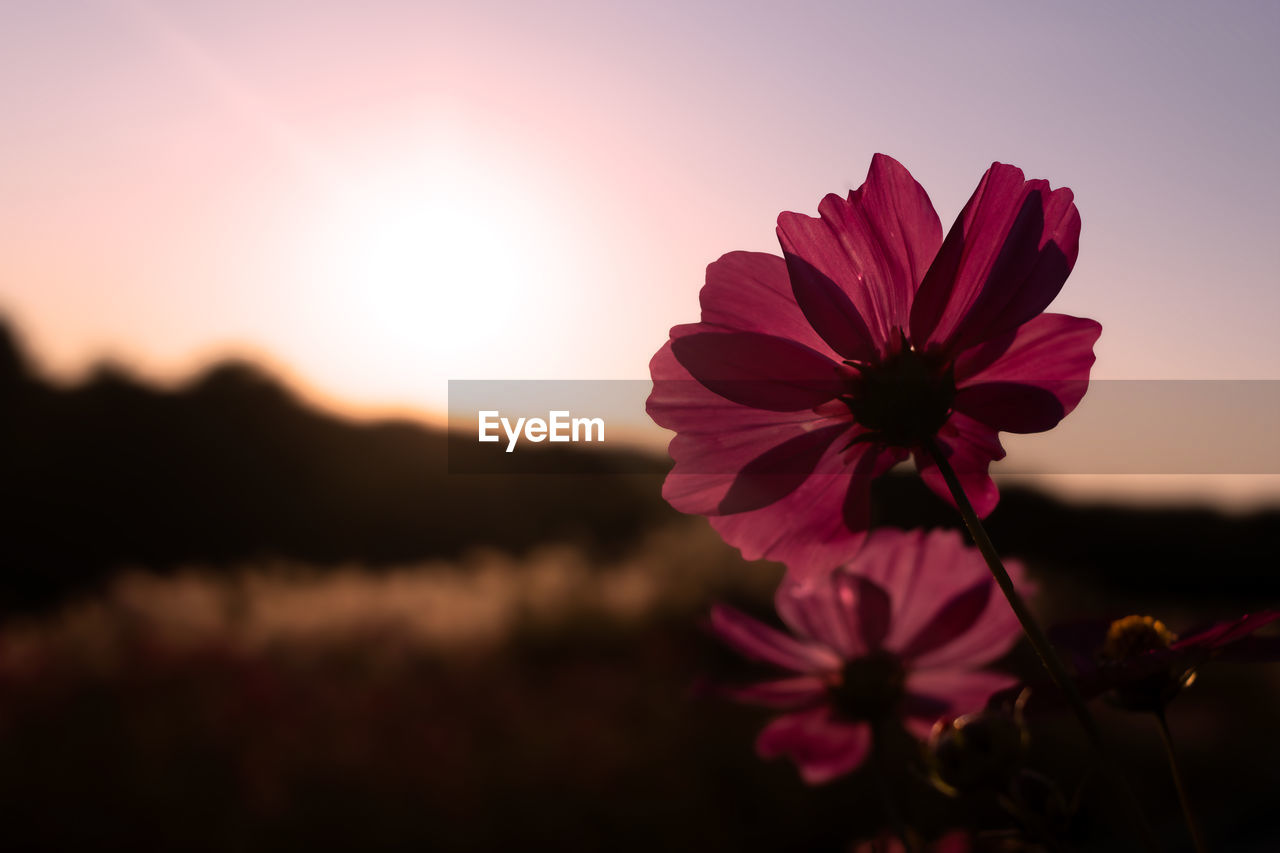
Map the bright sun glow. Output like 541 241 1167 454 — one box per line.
289 139 566 410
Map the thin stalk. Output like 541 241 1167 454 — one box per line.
1155 712 1207 853
870 723 917 853
925 441 1160 852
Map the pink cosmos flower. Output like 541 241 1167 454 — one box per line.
648 154 1100 571
710 529 1027 784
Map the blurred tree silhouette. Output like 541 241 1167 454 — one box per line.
0 318 670 611
2 316 1278 614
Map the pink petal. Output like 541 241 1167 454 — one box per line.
775 572 859 657
710 440 906 572
910 562 1029 670
776 571 892 657
905 669 1018 722
717 422 857 514
853 530 1026 657
718 675 829 709
776 154 943 360
1175 611 1280 651
910 163 1080 356
839 442 910 543
841 572 894 651
912 413 1005 517
710 604 842 673
952 313 1102 434
774 246 879 361
896 581 993 662
648 336 851 516
670 328 844 412
697 251 839 357
756 705 873 784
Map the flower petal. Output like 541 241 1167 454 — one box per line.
777 154 943 360
776 571 893 657
896 581 993 662
910 163 1080 355
1174 611 1280 652
841 572 894 651
912 413 1005 517
910 563 1029 670
953 313 1101 434
717 675 830 709
840 443 910 542
648 336 849 516
774 250 879 361
717 422 855 514
709 440 905 573
710 604 842 673
671 328 844 412
852 530 1026 661
697 251 839 357
905 669 1018 722
756 705 873 784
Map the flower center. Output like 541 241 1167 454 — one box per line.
1099 615 1177 662
827 651 906 722
840 335 955 447
1096 614 1191 713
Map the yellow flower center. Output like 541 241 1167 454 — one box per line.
1100 615 1177 662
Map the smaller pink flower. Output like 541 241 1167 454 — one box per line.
710 528 1028 784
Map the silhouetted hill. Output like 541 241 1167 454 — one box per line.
0 320 671 610
1 317 1278 613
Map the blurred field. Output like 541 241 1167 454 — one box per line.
0 521 777 663
3 519 1280 851
4 319 1280 850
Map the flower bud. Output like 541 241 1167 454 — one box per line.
926 710 1027 795
1097 614 1194 712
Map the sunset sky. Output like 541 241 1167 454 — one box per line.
2 3 1278 453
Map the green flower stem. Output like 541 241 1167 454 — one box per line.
1155 711 1207 853
925 441 1161 852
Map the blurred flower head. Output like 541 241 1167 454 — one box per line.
709 529 1027 784
648 154 1099 573
1003 611 1280 715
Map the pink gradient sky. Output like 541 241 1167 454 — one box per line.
2 1 1278 427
